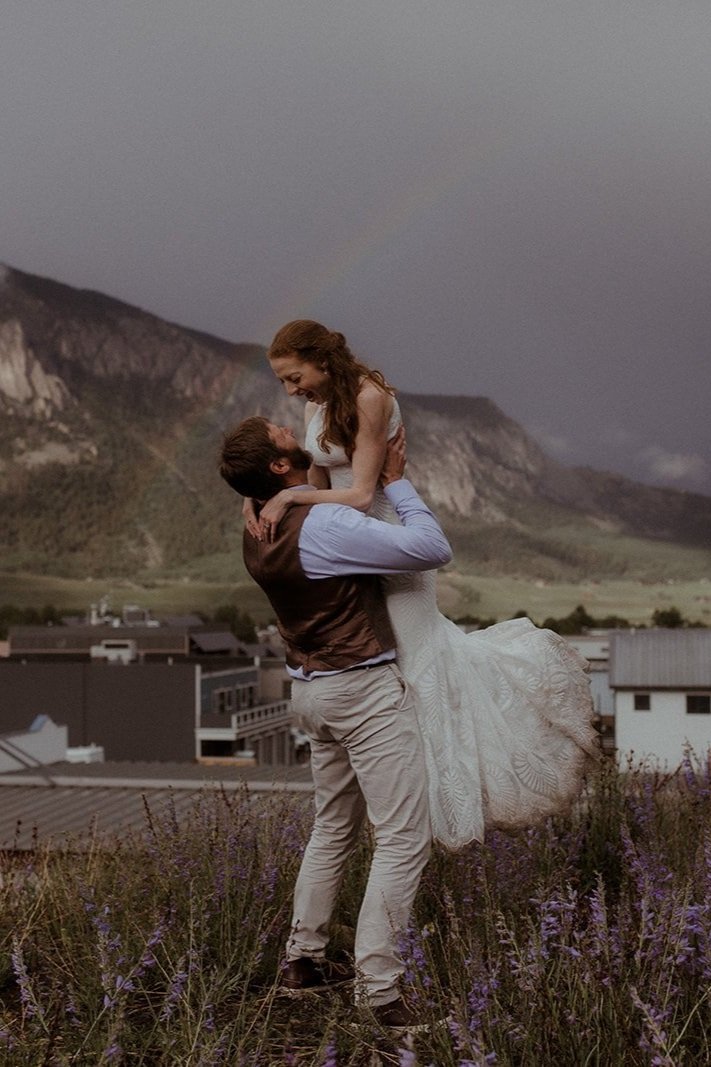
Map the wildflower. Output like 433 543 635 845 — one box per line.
0 1025 15 1050
160 968 187 1024
95 903 113 938
397 925 433 1003
259 861 279 901
321 1040 338 1066
10 939 38 1019
467 972 499 1033
630 987 674 1067
681 749 698 794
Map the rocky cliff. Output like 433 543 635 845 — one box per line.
1 263 709 580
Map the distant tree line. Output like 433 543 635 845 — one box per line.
202 605 258 643
1 601 704 644
453 604 706 634
0 602 259 642
0 603 66 639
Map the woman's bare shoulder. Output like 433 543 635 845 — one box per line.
304 400 320 428
357 379 393 423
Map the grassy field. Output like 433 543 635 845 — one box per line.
1 759 709 1064
437 572 711 627
0 571 272 623
1 570 708 629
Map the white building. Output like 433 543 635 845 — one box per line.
565 631 615 752
0 714 68 773
610 629 711 769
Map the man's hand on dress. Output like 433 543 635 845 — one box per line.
379 426 407 487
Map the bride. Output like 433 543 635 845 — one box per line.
246 320 599 850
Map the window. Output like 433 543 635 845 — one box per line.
213 688 234 714
686 694 710 715
634 693 651 711
235 685 257 710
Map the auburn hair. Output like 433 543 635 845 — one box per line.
268 320 394 460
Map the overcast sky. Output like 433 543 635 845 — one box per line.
2 2 709 493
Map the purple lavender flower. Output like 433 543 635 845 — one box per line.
160 963 189 1021
397 924 434 1005
321 1040 338 1066
467 972 499 1033
10 939 38 1019
398 1046 417 1066
630 986 674 1066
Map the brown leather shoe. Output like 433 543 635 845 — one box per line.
372 997 443 1034
278 957 355 996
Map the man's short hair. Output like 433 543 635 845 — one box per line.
219 417 285 499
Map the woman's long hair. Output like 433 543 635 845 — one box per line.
267 320 394 460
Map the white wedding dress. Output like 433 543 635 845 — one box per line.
306 400 600 850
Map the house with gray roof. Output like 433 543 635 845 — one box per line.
610 629 711 767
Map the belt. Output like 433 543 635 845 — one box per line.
341 660 393 673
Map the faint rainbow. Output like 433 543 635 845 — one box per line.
252 149 476 342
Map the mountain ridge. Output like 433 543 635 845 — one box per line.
1 263 709 581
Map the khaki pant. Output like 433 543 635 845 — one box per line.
287 662 431 1006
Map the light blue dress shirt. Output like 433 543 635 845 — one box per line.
287 479 452 679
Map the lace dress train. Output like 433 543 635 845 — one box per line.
306 402 599 849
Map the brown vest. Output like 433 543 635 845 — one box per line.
243 505 395 674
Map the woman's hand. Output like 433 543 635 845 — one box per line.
256 489 294 542
379 425 407 487
242 498 260 539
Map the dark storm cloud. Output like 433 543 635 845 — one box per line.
1 1 709 491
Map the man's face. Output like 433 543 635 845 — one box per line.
266 422 312 472
267 422 299 452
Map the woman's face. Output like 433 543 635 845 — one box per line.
269 352 331 404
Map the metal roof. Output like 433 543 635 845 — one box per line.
0 760 313 850
190 631 240 654
9 625 190 654
610 629 711 688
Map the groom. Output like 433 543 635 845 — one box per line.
219 416 452 1030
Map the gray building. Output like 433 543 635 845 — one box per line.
1 623 296 765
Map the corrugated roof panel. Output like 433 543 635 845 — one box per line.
0 787 197 849
8 626 189 653
191 632 239 653
0 763 314 850
610 630 711 688
0 759 313 786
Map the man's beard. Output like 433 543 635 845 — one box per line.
285 445 313 471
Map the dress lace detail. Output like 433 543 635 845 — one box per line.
306 401 600 850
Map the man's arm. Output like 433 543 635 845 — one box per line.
298 480 453 579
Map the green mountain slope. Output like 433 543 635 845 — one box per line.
1 263 709 584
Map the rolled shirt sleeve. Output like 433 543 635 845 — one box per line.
298 479 453 580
